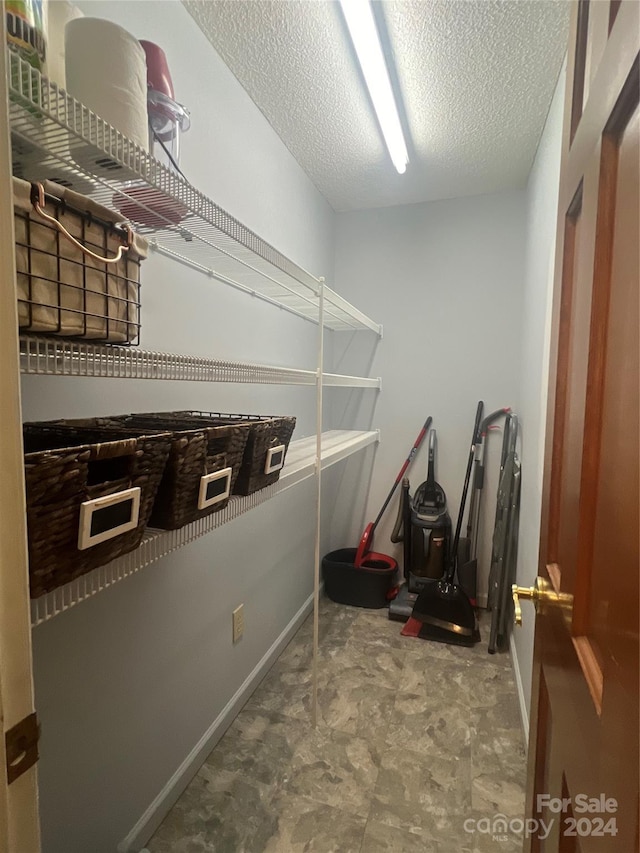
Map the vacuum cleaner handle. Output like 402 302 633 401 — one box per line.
448 401 484 582
426 429 436 488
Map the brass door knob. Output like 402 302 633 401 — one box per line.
512 576 551 625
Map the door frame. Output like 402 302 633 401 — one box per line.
0 14 41 851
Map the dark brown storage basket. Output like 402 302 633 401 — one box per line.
13 177 147 344
133 411 297 496
23 423 172 598
64 415 253 529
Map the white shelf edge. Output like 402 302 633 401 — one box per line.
149 243 376 334
147 242 322 328
322 372 381 389
30 429 379 627
323 285 383 337
19 335 381 388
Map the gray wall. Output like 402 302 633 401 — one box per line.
511 63 566 723
331 191 527 602
24 3 351 851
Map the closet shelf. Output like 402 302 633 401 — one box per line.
30 429 379 626
19 335 381 388
8 52 382 336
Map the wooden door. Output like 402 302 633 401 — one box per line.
0 19 41 853
525 1 639 851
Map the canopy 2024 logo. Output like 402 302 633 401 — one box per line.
464 795 618 841
537 794 618 839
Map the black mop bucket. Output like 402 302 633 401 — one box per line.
322 547 397 608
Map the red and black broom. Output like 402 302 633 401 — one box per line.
354 416 432 567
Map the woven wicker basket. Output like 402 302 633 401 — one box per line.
66 415 253 529
13 178 147 344
23 423 172 598
134 411 297 496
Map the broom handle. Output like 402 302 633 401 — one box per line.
372 416 432 529
448 401 484 582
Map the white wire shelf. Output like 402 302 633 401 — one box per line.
30 429 379 626
19 335 381 388
8 52 382 336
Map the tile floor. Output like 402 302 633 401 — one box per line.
147 598 527 852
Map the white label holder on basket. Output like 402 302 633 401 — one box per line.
77 486 141 550
198 467 233 510
264 445 286 475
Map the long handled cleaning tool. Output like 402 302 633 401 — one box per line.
487 414 513 613
459 406 511 603
354 416 432 567
466 407 511 557
488 413 520 653
407 401 484 644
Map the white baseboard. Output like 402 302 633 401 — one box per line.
118 591 315 853
510 632 530 746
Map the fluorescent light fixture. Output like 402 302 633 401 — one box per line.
340 0 409 174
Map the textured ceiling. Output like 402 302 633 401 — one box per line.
184 0 569 212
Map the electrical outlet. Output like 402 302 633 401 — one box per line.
232 604 244 643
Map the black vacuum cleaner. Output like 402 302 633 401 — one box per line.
389 429 452 622
402 402 483 645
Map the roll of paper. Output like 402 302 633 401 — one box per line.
65 17 149 151
46 0 83 90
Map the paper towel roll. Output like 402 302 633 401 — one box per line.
46 0 84 90
65 17 149 151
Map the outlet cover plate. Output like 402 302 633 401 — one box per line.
232 604 244 643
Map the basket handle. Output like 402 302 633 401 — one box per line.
30 182 133 265
86 438 138 489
